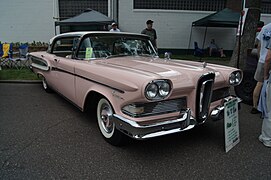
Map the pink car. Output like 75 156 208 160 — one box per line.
30 32 242 146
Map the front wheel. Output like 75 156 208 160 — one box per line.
97 98 125 146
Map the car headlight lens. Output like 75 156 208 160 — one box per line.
146 83 158 99
229 71 242 86
159 82 170 97
145 80 171 100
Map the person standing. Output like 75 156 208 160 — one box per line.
141 20 157 50
251 23 271 114
258 40 271 148
109 23 120 32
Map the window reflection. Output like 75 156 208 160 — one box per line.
77 35 157 60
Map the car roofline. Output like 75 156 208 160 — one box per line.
50 31 150 43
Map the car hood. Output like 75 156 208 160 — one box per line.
77 56 237 92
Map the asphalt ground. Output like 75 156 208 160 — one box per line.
0 83 271 179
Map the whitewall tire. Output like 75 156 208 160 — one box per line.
97 98 125 146
42 77 52 93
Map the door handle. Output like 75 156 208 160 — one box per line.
54 59 59 62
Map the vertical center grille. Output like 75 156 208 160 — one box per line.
196 73 215 123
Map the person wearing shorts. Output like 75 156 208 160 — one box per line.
258 41 271 148
252 23 271 114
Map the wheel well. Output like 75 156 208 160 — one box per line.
84 91 104 114
37 73 43 79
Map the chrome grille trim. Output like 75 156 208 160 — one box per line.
122 97 187 118
196 73 215 123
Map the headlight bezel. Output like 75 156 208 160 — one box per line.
229 70 242 86
145 80 172 100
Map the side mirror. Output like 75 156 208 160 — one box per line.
164 52 172 60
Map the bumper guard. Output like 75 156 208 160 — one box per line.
210 96 242 121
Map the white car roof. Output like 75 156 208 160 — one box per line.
49 31 148 44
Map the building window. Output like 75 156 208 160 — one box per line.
58 0 108 20
261 1 271 14
58 0 108 33
134 0 226 11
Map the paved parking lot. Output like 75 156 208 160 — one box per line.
0 83 271 179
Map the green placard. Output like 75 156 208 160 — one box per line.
224 98 240 153
85 47 93 59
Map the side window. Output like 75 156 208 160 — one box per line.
52 37 76 58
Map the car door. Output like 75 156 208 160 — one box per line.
51 37 77 103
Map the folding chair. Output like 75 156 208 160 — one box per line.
0 44 3 69
2 43 11 58
5 43 22 69
16 44 29 69
0 44 3 57
0 44 2 70
194 41 204 57
0 43 14 68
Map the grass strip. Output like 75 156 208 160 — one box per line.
0 68 40 80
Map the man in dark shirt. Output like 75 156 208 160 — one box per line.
141 20 157 50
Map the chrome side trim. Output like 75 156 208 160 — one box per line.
111 109 196 139
30 55 50 71
31 63 50 71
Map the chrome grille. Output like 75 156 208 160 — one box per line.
196 73 215 123
122 98 187 117
144 98 187 115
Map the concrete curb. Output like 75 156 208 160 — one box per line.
0 80 42 84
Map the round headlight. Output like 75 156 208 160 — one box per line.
159 82 170 97
229 73 236 85
229 71 242 85
235 72 241 84
146 83 158 99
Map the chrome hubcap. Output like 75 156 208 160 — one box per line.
100 104 113 133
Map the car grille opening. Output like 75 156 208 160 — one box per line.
211 87 230 102
122 97 187 118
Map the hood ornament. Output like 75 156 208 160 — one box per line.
203 62 207 68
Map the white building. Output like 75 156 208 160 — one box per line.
1 0 271 52
0 0 58 44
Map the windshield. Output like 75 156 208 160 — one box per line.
76 35 157 60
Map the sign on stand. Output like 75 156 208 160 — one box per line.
224 98 240 153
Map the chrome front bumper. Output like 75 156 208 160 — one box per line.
210 96 242 121
111 109 196 140
111 96 241 140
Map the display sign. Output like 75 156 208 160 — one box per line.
224 98 240 153
85 47 93 59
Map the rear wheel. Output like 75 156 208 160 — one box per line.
42 77 52 93
97 98 125 146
